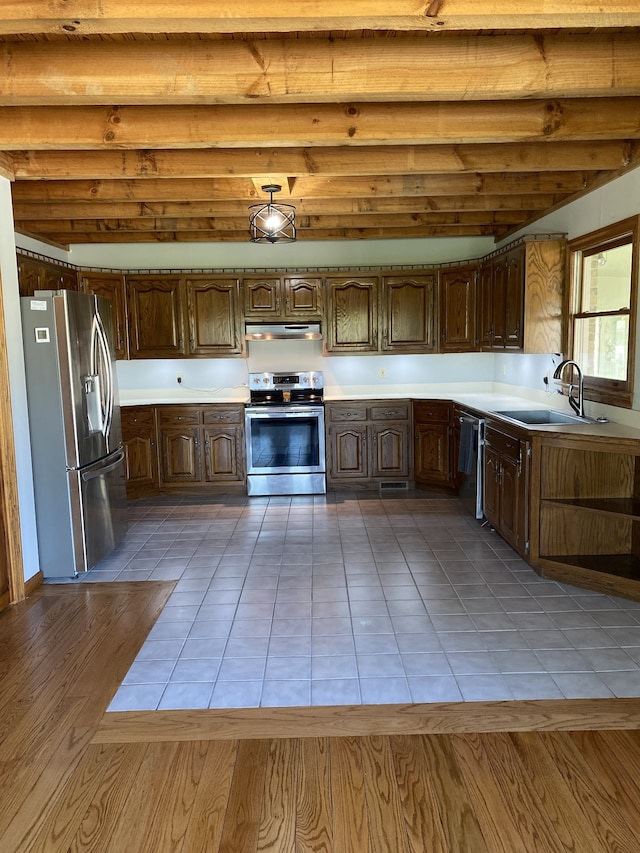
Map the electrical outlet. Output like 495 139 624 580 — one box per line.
379 367 386 379
176 371 183 385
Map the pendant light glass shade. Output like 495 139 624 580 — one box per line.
249 184 296 244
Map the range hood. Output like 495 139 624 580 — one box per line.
245 323 322 341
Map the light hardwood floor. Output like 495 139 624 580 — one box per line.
2 582 640 852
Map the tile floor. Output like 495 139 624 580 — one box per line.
78 491 640 710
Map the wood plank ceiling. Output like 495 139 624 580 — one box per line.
1 3 640 246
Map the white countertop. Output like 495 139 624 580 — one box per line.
118 383 640 439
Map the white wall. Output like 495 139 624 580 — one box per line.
0 179 39 580
69 235 495 271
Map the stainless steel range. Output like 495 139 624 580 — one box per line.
245 371 326 496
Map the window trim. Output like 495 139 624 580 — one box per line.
568 216 639 409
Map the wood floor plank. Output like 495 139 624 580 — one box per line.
390 734 480 853
0 698 89 836
329 736 371 853
66 742 149 853
451 732 552 853
256 739 298 853
0 725 95 852
99 740 180 853
296 738 333 853
93 698 640 743
507 731 611 853
24 741 147 853
179 740 238 853
218 739 271 853
359 736 411 853
140 740 211 853
537 731 640 853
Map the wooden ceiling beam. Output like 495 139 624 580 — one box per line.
10 141 637 181
12 194 559 221
2 34 640 105
0 152 13 179
14 211 532 234
35 224 503 244
1 2 640 35
10 172 590 203
2 99 639 150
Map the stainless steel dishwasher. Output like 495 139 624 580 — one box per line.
456 410 485 520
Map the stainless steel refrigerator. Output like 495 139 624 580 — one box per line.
21 290 128 578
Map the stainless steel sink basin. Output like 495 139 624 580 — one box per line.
494 409 588 426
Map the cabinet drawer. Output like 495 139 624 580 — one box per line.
157 406 201 426
369 402 410 422
327 404 368 422
412 401 451 423
203 407 243 425
121 406 155 429
485 426 520 462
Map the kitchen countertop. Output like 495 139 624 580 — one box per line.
119 387 640 441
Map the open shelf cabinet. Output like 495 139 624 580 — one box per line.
532 437 640 599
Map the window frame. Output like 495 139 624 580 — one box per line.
568 216 639 409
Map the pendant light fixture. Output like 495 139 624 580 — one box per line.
249 184 297 244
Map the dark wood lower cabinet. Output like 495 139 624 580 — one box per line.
413 400 456 490
203 426 243 481
122 404 245 496
121 407 159 499
483 423 529 556
326 401 410 487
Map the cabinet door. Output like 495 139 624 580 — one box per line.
243 277 281 319
371 423 409 478
284 277 322 317
325 277 379 353
82 272 128 360
381 275 437 353
127 276 186 358
504 247 525 349
491 256 508 347
159 428 202 484
439 266 477 352
121 407 159 498
327 424 368 479
478 261 494 349
483 445 501 529
499 454 522 550
186 277 243 356
414 422 450 485
203 426 243 482
17 255 42 297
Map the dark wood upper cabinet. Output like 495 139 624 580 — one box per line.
127 275 186 359
284 277 322 317
185 276 243 357
243 275 322 320
439 265 477 352
17 252 79 297
477 238 564 354
82 272 129 360
242 277 281 319
324 277 379 353
381 274 438 353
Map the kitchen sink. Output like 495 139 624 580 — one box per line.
494 409 588 426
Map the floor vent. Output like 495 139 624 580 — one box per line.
379 481 409 491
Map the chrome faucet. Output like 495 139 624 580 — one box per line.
553 359 585 418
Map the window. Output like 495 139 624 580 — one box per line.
569 217 639 408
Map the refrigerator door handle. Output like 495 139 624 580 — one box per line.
80 449 125 481
91 310 114 443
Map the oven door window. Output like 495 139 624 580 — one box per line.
247 413 324 474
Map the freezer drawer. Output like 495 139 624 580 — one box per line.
69 449 128 574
